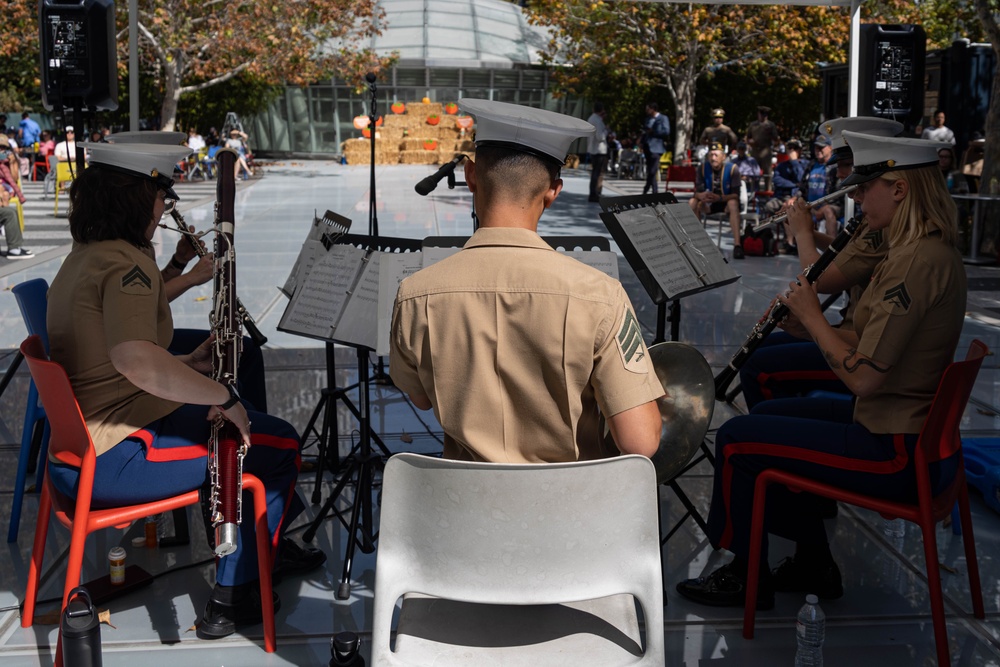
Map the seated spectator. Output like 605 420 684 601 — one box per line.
689 142 744 259
0 135 26 204
54 126 82 163
188 128 207 152
0 195 33 259
732 141 762 188
796 134 840 239
39 130 56 156
763 139 806 215
938 146 968 194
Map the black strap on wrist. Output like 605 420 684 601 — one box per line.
169 255 188 271
219 384 240 410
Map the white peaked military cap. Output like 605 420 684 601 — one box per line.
104 131 187 146
88 142 192 200
820 117 904 165
840 131 948 187
459 98 595 165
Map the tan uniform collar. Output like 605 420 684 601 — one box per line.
464 227 554 251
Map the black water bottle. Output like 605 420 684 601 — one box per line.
329 631 365 666
61 587 102 667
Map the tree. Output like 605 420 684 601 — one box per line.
525 1 848 156
124 0 395 130
1 2 43 111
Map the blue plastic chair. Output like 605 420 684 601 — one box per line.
8 278 51 542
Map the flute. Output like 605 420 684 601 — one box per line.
752 184 858 233
714 215 864 401
162 210 268 347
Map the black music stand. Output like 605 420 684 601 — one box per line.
600 193 738 540
296 232 422 599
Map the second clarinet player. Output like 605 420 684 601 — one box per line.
45 141 325 642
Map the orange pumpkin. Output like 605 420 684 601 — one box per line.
353 115 369 129
426 115 440 126
423 140 438 151
444 102 458 115
362 128 371 138
391 102 405 114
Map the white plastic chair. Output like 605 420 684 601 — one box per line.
371 453 665 666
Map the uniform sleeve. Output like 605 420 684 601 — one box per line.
856 252 938 367
101 249 165 350
591 286 665 417
388 294 427 399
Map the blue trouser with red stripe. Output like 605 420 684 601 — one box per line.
739 331 849 410
49 403 302 586
706 397 957 562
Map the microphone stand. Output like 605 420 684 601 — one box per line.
364 74 392 386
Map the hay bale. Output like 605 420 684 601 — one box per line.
399 150 439 165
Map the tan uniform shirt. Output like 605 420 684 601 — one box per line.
833 220 888 329
48 240 181 455
390 228 664 463
852 233 966 434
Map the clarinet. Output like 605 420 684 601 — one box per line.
714 215 864 401
208 148 245 556
166 209 268 347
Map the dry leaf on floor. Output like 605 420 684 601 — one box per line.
400 431 413 444
98 609 116 629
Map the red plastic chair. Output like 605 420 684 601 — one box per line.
743 339 989 667
18 335 277 662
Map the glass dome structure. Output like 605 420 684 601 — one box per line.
248 0 586 156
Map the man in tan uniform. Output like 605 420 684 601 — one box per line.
390 99 664 463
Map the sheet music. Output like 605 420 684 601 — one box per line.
656 204 738 286
564 250 620 280
334 251 382 348
376 252 426 356
616 206 702 296
277 244 365 340
281 211 352 298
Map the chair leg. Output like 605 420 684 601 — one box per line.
21 483 52 627
918 518 951 667
8 385 40 542
245 475 276 653
743 474 770 639
957 489 985 618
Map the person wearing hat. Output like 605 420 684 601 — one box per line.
740 117 902 410
789 132 840 245
225 128 253 180
45 142 325 641
699 108 739 154
390 99 664 464
732 141 762 182
689 141 745 259
746 106 782 190
53 125 83 163
640 101 671 195
678 132 966 611
104 130 270 413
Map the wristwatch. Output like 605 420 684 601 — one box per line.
219 384 240 410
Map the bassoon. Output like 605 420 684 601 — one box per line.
713 215 865 401
208 148 245 556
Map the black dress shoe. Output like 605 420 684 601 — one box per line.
771 555 844 600
197 581 281 640
273 537 327 580
676 562 775 610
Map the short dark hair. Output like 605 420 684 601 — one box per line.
646 102 659 112
69 166 158 249
474 145 560 206
22 112 30 119
593 102 604 114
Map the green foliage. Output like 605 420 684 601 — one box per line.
174 75 282 134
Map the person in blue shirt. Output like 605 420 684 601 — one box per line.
796 135 840 239
18 112 41 147
640 102 671 195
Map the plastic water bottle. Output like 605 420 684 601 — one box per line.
795 594 825 667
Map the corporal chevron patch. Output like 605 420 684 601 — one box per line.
121 264 152 294
862 229 884 252
615 308 650 373
881 282 912 313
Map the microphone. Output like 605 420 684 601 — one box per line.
414 155 467 196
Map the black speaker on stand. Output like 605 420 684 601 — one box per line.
39 0 118 173
857 24 926 127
